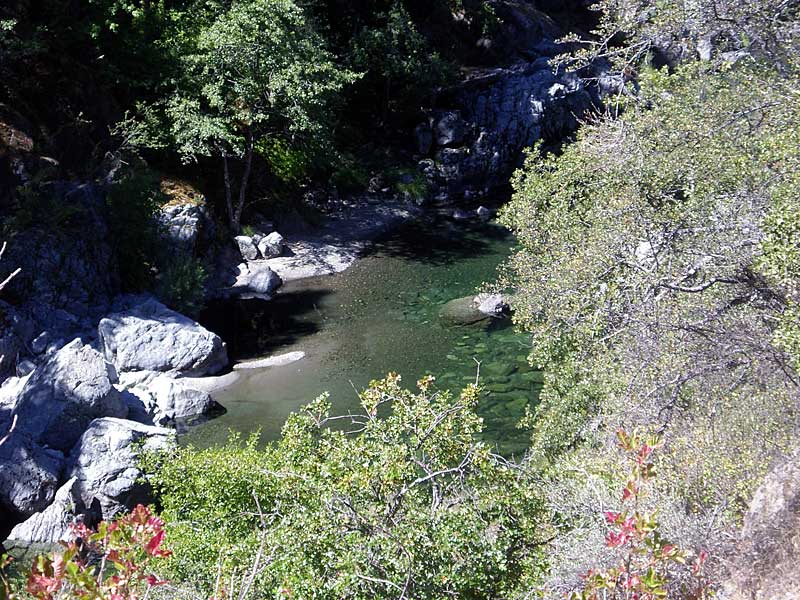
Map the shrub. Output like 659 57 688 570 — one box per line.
2 505 172 600
154 254 207 317
105 168 164 292
144 374 547 598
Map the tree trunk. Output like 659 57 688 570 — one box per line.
222 152 235 231
233 130 254 233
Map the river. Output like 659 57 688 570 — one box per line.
188 214 541 456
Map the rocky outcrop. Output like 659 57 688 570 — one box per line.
6 477 88 544
418 59 596 199
98 296 228 376
68 417 174 520
13 339 127 452
159 202 211 253
720 453 800 600
3 183 117 349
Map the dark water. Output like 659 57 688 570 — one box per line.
188 216 541 456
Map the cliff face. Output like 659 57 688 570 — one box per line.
412 2 606 202
721 453 800 600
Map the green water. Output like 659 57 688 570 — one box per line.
187 216 540 456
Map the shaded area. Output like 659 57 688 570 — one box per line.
199 290 331 360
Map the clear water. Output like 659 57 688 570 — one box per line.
187 216 540 456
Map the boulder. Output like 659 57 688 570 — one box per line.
476 206 492 220
98 297 228 376
234 235 259 261
439 296 490 325
14 339 127 451
7 477 91 544
473 293 509 317
68 417 174 519
229 261 282 300
0 432 63 521
116 372 221 426
257 232 285 258
149 376 220 424
434 111 467 147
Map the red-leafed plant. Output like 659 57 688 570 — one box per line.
23 504 171 600
569 430 711 600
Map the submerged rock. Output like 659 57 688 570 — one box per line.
98 296 228 377
439 297 489 325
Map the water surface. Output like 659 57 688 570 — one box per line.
190 216 541 456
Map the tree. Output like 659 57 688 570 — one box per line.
161 0 356 232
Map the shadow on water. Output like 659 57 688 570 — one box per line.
199 289 332 360
362 217 512 266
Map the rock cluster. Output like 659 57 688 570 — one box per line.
0 295 225 543
416 62 596 200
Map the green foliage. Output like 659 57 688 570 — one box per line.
392 168 431 203
502 38 800 589
154 254 207 316
348 2 453 113
105 169 164 292
145 375 546 598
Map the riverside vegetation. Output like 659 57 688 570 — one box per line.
2 0 800 598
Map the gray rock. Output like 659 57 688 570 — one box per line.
434 111 467 147
98 297 228 377
0 432 63 520
439 296 490 325
453 209 472 220
117 373 220 426
68 417 174 519
14 339 127 452
257 232 285 258
476 206 492 220
7 477 87 544
230 262 282 300
720 452 800 600
234 235 259 261
16 359 36 377
473 293 509 317
159 203 207 251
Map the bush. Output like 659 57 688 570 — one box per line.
105 168 164 292
501 45 800 594
154 254 207 317
143 374 547 598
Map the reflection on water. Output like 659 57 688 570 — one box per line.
189 216 541 456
